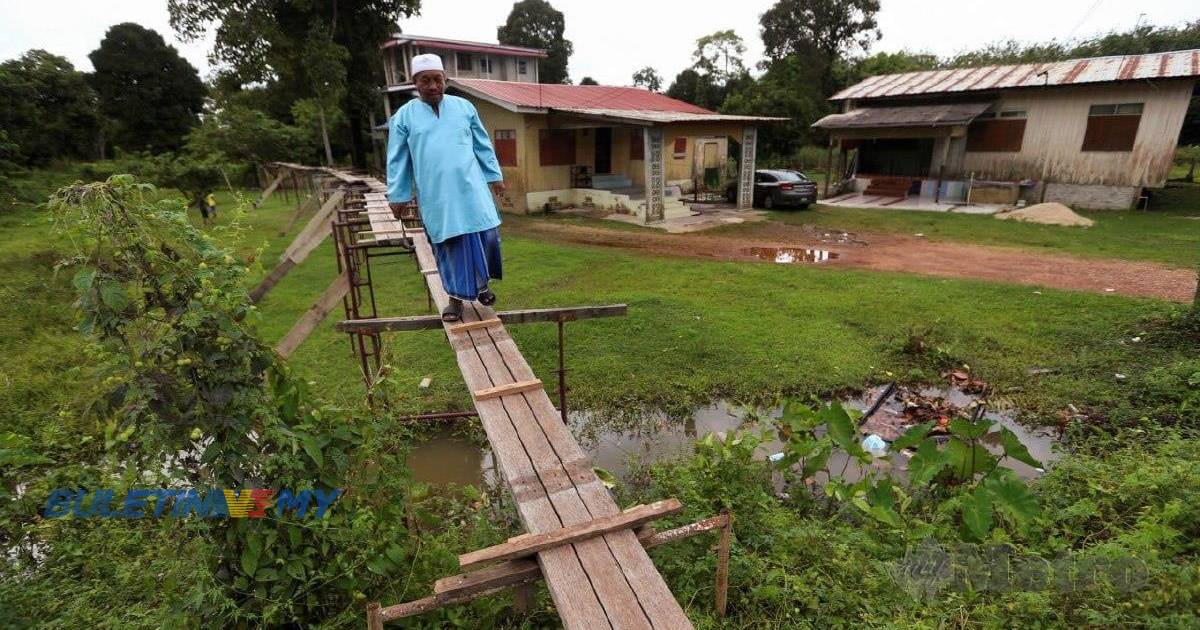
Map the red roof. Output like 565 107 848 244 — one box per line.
452 79 715 114
383 35 547 58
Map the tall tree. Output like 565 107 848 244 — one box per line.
169 0 420 168
0 50 100 166
631 66 662 91
760 0 880 95
692 30 747 85
497 0 573 84
88 23 206 155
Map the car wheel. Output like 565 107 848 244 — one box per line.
763 193 775 210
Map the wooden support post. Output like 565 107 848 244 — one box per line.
472 379 542 402
336 304 628 334
275 273 351 357
458 499 682 570
366 602 384 630
824 140 834 198
513 584 536 614
715 511 732 619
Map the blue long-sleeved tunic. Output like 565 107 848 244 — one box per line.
386 95 503 244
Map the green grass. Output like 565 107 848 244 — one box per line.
718 184 1200 269
2 167 1193 425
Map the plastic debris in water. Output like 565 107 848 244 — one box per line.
768 452 786 463
861 434 888 457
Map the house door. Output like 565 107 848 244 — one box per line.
594 127 612 174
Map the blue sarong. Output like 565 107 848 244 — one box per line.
432 227 502 301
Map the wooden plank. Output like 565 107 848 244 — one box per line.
281 189 345 264
335 304 627 333
459 499 682 570
278 191 320 236
274 273 350 358
433 559 542 598
472 378 542 401
249 259 296 304
446 317 501 334
255 173 285 208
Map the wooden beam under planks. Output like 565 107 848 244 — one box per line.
334 304 627 333
458 499 683 571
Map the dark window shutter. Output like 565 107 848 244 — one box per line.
630 129 644 160
966 119 1026 152
538 129 576 166
1081 115 1140 151
494 130 517 167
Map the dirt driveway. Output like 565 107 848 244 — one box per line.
509 218 1198 303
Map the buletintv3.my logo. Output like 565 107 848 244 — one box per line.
43 488 342 519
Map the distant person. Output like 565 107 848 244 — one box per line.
205 192 218 221
386 53 506 323
195 192 211 227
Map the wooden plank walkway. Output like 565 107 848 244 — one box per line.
356 181 693 630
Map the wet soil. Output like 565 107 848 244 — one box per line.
507 219 1197 302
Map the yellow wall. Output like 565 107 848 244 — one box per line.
466 92 748 212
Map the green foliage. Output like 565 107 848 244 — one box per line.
692 30 747 85
578 76 599 85
88 22 206 154
631 66 662 92
169 0 420 167
760 0 882 97
722 56 831 153
0 50 100 166
184 103 307 166
497 0 574 84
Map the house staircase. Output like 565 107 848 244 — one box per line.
863 176 916 199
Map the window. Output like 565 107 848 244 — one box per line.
672 136 687 158
518 60 528 75
538 129 575 166
494 130 517 167
1082 102 1142 151
754 172 775 183
479 57 493 74
630 129 644 160
457 54 472 71
967 114 1027 152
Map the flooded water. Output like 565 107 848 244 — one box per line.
406 385 1059 489
745 247 839 264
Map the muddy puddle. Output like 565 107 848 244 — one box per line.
745 247 839 264
406 384 1059 489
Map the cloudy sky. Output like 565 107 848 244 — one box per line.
0 0 1194 85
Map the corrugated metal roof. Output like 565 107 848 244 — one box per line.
812 102 992 129
382 34 548 58
832 48 1200 100
566 108 788 124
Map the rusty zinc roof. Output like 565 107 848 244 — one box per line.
832 48 1200 101
812 102 992 129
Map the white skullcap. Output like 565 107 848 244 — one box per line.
410 53 445 77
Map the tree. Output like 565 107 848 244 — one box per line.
497 0 573 84
88 23 206 154
760 0 881 96
631 66 662 91
761 0 881 62
579 76 598 85
692 30 747 85
723 55 829 156
0 50 100 166
169 0 420 169
184 103 306 165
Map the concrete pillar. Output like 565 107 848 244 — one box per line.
642 127 665 223
737 126 757 210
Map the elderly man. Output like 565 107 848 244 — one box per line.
387 53 506 322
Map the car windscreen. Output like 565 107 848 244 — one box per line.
773 171 809 182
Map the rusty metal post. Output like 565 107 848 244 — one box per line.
366 602 384 630
824 140 834 198
556 319 567 423
715 511 732 618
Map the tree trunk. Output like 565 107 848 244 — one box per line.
318 104 334 166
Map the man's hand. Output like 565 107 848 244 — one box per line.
488 181 506 196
